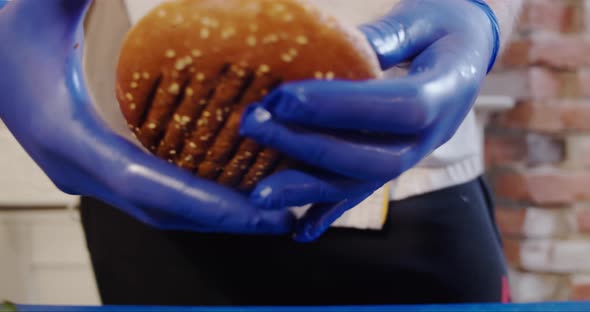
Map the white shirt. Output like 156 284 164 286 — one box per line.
120 0 484 229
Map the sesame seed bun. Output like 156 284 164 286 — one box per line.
115 0 381 191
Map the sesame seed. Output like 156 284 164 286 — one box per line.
143 72 150 79
296 35 308 45
247 36 257 46
168 83 180 94
185 155 193 162
201 17 218 28
174 114 181 122
170 150 177 155
130 103 137 110
227 172 234 176
259 64 270 73
281 53 293 62
197 119 205 127
199 99 207 105
263 34 279 44
186 87 194 96
168 159 174 163
196 73 205 81
200 28 210 39
200 135 210 141
157 10 167 18
288 48 298 56
315 71 324 79
133 72 141 80
326 72 335 80
175 59 187 71
221 27 236 39
165 49 176 58
245 152 253 157
184 56 193 65
148 123 157 129
191 49 202 57
173 15 184 25
181 116 191 125
189 142 197 149
216 109 223 115
126 93 134 101
130 82 139 89
256 172 264 176
283 13 294 22
273 3 286 12
201 17 211 25
203 111 211 117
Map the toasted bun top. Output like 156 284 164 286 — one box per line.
114 0 381 190
116 0 380 122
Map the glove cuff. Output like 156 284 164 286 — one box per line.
466 0 501 73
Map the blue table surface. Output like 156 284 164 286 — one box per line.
2 302 590 312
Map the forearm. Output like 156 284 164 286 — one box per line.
483 0 523 49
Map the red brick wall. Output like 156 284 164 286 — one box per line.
484 0 590 302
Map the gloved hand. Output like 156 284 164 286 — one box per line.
0 0 293 234
241 0 501 242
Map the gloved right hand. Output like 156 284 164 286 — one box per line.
0 0 293 234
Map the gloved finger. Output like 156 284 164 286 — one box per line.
100 137 295 234
257 33 491 137
250 169 380 210
64 116 295 234
0 0 9 10
240 105 422 181
6 0 92 35
294 194 372 243
408 33 489 82
358 1 446 70
258 77 436 134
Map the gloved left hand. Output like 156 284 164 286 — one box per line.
240 0 501 242
0 0 294 235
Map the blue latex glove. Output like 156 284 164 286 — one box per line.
241 0 501 242
0 0 293 234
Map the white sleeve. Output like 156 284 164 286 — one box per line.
124 0 168 25
308 0 399 25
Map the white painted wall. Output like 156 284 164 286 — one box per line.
0 210 100 305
